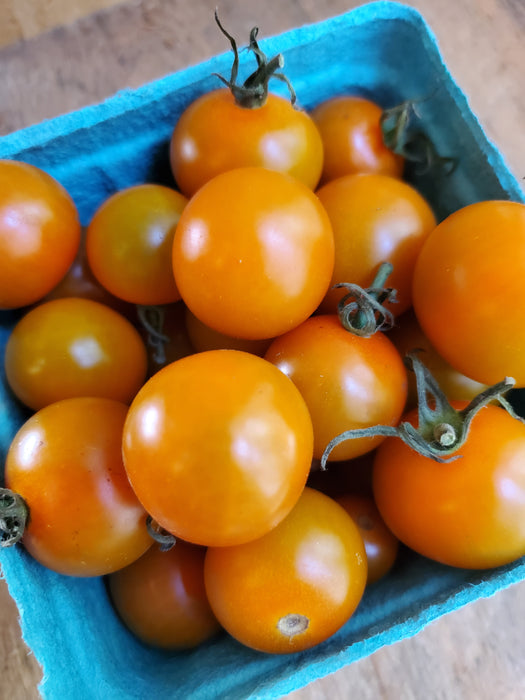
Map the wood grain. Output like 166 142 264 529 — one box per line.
1 1 524 698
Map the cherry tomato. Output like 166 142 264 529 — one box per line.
412 200 525 387
336 493 399 585
172 167 334 340
185 307 272 357
5 397 152 576
316 173 436 316
373 402 525 569
107 541 221 649
265 315 407 461
86 184 187 305
122 349 314 547
0 160 81 309
389 309 488 408
4 298 148 410
170 89 323 197
311 95 404 184
204 487 367 654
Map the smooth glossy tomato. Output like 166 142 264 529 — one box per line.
86 184 187 305
4 298 148 410
412 200 525 387
316 173 436 316
172 167 334 340
122 349 314 547
204 487 367 654
336 493 399 585
170 89 323 197
0 160 81 309
108 541 221 649
373 402 525 569
311 95 404 184
389 309 488 408
5 397 151 576
185 307 272 357
265 315 407 461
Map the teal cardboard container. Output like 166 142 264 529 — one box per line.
1 3 524 698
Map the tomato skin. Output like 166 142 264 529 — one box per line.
265 315 407 461
412 200 525 387
172 167 335 340
4 297 148 410
185 307 272 357
86 184 187 305
170 89 324 197
204 487 367 654
373 402 525 569
316 173 436 316
5 397 152 577
108 542 221 650
0 160 81 309
311 96 404 184
122 349 314 547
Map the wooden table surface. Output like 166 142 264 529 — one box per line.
1 1 524 698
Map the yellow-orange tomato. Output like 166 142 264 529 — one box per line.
317 173 436 317
5 397 151 576
86 184 187 305
0 160 81 309
311 95 404 184
185 307 272 357
204 487 367 654
173 167 334 340
4 298 148 410
108 542 221 649
170 89 324 197
122 350 314 547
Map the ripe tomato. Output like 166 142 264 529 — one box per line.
86 184 187 305
373 402 525 569
316 173 436 317
185 307 272 357
172 167 334 340
0 160 81 309
265 314 407 461
311 95 404 184
107 541 221 649
170 89 323 197
204 487 367 654
122 349 314 547
4 397 151 576
336 493 399 585
412 200 525 387
4 298 148 410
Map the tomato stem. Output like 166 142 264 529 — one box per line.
146 516 176 552
136 305 170 365
0 488 29 547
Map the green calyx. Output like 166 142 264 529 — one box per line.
0 488 29 547
146 516 176 552
213 10 296 109
320 352 519 468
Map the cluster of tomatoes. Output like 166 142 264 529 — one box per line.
2 16 525 657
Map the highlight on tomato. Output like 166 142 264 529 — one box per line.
172 167 334 340
204 487 367 654
122 349 314 547
0 159 81 309
107 541 222 650
2 397 152 576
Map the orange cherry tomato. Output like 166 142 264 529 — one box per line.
265 315 407 461
412 200 525 387
185 307 272 357
108 541 221 650
336 493 399 585
122 349 314 547
373 402 525 569
316 173 436 317
4 298 148 410
311 95 404 184
172 167 334 340
86 184 187 305
0 160 81 309
5 397 151 576
170 89 323 197
204 487 367 654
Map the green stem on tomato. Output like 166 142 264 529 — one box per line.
0 488 29 547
